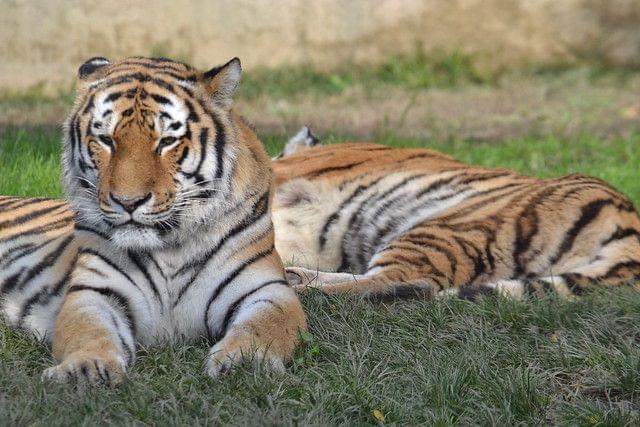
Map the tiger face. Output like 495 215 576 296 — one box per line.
62 57 244 250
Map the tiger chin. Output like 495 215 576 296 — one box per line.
0 56 306 386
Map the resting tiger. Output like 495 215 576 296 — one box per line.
273 128 640 299
0 56 306 385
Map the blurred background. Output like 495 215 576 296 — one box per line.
0 0 639 140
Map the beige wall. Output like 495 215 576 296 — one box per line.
1 0 639 92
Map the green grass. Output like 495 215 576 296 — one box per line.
1 128 640 424
239 52 496 99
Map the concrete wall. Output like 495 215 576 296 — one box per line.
1 0 639 91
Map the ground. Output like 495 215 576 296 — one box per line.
1 57 640 424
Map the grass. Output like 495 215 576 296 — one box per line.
239 52 497 100
1 127 640 424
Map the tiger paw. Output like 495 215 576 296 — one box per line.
204 341 285 378
41 354 126 387
285 266 321 288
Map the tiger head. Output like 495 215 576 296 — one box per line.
62 56 271 250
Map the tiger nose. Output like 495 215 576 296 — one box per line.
109 192 152 213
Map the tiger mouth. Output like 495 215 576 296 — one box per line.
109 219 174 233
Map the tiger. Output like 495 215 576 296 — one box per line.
0 56 306 386
272 127 640 300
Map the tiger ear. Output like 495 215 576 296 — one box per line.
202 57 241 109
77 57 111 85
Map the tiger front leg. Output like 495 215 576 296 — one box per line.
42 287 137 387
204 280 306 378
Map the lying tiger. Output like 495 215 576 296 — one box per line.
0 57 306 385
273 128 640 299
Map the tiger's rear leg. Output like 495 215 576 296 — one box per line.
286 221 640 301
286 224 488 299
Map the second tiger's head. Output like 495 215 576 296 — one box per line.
62 56 266 250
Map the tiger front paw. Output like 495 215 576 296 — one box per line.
41 353 126 387
204 340 285 378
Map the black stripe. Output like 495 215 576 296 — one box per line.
17 255 77 325
107 311 135 365
177 146 189 165
184 100 199 123
548 199 616 266
172 192 270 305
602 227 640 245
212 115 227 180
512 184 567 276
82 94 95 114
68 284 137 337
213 279 287 342
307 160 368 179
0 197 59 212
438 183 531 221
453 235 486 283
0 198 22 209
346 173 451 267
66 114 78 163
2 235 74 294
0 217 73 245
0 271 22 296
94 361 107 383
182 127 208 181
74 224 110 240
203 248 275 341
102 73 173 91
105 92 122 102
78 248 142 295
151 94 172 105
113 60 190 75
0 238 56 269
318 176 386 249
128 251 162 303
146 254 167 281
399 235 459 279
600 260 640 281
0 243 33 264
73 117 82 166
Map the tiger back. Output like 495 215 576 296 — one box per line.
0 57 306 385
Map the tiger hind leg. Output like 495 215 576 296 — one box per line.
286 214 640 301
286 237 640 301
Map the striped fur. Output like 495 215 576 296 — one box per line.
273 129 640 300
0 57 305 385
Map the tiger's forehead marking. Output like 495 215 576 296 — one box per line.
94 85 189 135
